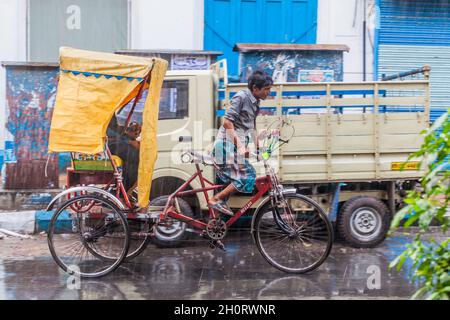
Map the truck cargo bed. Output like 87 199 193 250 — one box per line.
218 75 429 182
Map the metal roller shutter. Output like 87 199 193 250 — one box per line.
378 0 450 122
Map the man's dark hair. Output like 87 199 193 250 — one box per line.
248 70 273 90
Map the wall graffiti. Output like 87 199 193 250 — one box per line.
3 66 61 189
239 51 344 83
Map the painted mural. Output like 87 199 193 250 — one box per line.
238 51 344 83
3 66 61 189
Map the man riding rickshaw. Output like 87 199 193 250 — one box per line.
45 47 333 278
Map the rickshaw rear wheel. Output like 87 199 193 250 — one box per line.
120 187 154 260
67 185 96 213
47 194 130 278
79 213 152 262
122 218 152 261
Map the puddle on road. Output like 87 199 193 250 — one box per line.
0 234 419 300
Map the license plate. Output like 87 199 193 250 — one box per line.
391 162 420 171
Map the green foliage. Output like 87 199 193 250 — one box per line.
390 109 450 300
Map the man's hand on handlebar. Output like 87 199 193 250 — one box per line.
256 150 264 161
237 145 250 158
249 149 264 162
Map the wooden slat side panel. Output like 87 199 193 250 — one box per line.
280 153 424 181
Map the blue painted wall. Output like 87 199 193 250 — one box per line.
204 0 318 77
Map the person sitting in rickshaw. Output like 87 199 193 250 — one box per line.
107 115 141 192
209 71 273 216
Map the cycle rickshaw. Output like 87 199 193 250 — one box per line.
46 47 333 278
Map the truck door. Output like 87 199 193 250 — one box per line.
156 77 196 168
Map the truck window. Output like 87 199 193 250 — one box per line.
158 80 189 120
115 79 189 124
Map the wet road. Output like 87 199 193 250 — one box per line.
0 230 431 300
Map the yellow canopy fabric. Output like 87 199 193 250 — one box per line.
138 60 168 207
57 46 155 78
48 47 168 207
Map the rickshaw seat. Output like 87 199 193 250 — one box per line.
71 152 122 172
67 152 125 187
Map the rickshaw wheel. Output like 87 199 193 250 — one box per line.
123 218 152 261
117 187 152 260
47 194 130 278
82 217 151 262
67 185 96 213
77 216 152 263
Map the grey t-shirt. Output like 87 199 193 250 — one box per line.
217 88 260 145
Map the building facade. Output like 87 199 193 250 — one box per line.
0 0 374 138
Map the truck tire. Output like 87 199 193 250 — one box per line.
150 196 194 248
337 196 390 248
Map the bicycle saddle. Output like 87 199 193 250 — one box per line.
182 149 219 169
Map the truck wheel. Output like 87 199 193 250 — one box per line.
337 196 390 248
150 196 194 248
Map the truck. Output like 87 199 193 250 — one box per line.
147 60 429 248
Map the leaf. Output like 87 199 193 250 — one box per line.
394 109 450 300
412 287 428 300
391 206 411 229
428 292 441 300
390 252 407 272
428 111 448 135
428 162 448 181
404 214 420 228
424 152 438 167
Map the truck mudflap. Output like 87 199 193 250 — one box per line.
328 183 344 223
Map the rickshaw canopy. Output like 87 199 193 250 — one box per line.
48 47 168 207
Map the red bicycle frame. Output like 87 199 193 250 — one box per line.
66 147 273 227
159 163 273 232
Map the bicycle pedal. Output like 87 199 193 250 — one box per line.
209 240 226 252
216 240 226 252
